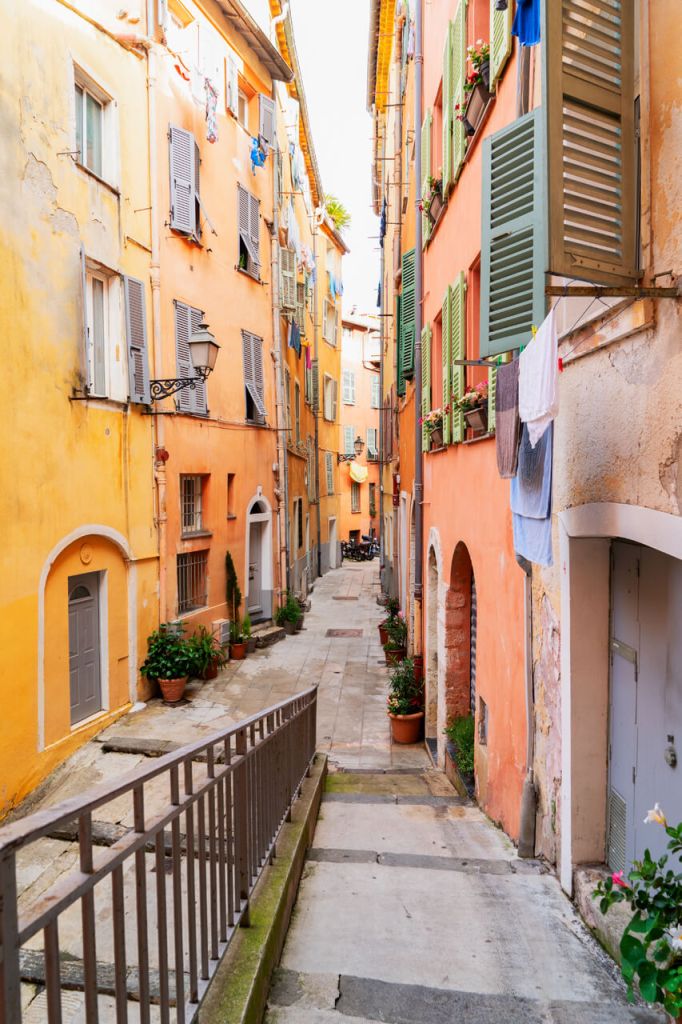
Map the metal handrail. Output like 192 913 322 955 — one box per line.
0 685 318 1024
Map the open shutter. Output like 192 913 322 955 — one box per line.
169 125 195 235
258 94 275 146
452 0 467 181
249 192 260 272
80 244 88 381
189 305 207 414
450 272 465 443
331 379 338 421
252 334 265 418
280 248 296 309
124 276 150 404
421 325 431 452
545 0 637 284
420 110 432 246
238 185 259 276
326 452 334 495
441 287 451 445
175 301 193 413
226 57 239 117
487 363 497 433
480 108 546 357
442 22 453 189
401 248 416 379
311 359 319 412
396 293 405 397
490 0 513 90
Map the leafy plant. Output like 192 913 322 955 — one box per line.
140 624 196 681
275 591 302 626
385 597 400 619
187 625 226 678
242 610 252 640
445 715 475 776
387 658 420 716
324 193 351 233
593 806 682 1016
384 613 407 651
225 551 242 643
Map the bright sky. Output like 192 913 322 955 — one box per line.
244 0 380 318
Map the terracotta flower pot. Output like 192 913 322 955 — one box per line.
428 190 444 224
464 81 491 135
230 642 247 660
378 621 390 646
385 646 407 667
429 427 443 449
389 710 424 744
202 657 221 680
159 676 188 703
283 620 296 635
464 403 488 433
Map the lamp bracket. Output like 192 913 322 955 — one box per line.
150 370 210 401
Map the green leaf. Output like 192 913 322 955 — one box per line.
637 960 658 1003
620 933 646 968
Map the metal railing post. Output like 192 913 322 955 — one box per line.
234 728 251 928
0 851 21 1024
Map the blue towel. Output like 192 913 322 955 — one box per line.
511 423 552 519
289 320 301 357
512 513 553 567
512 0 541 46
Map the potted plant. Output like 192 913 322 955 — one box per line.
461 41 491 136
140 624 196 703
420 408 447 449
187 625 227 680
226 550 247 659
242 611 257 654
468 39 490 90
387 658 424 743
593 805 682 1021
453 380 489 433
378 596 399 646
383 612 408 666
427 174 444 223
276 591 302 635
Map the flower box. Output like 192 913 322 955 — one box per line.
429 427 443 449
464 82 492 137
464 403 489 433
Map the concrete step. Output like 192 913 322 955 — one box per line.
253 623 286 648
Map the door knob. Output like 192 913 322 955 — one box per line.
664 735 677 769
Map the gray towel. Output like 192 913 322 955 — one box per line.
495 359 521 478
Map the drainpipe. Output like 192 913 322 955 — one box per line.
518 557 537 858
413 0 424 610
271 135 290 600
312 210 323 578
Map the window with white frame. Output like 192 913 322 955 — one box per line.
367 428 378 461
323 299 337 346
342 369 356 405
84 269 107 396
74 70 113 181
323 374 337 422
325 451 334 495
351 481 361 514
180 475 206 534
343 425 355 456
371 376 381 409
238 89 249 131
177 550 208 614
82 265 128 402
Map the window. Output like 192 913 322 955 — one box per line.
342 327 353 347
323 299 337 346
307 438 316 501
297 498 304 550
367 428 378 461
342 369 356 405
343 425 355 456
242 330 266 423
325 452 334 495
177 550 208 613
280 247 296 309
238 185 260 279
238 89 249 130
323 375 337 422
123 276 151 404
258 93 275 146
180 475 205 534
305 358 313 405
351 481 361 514
169 125 201 240
371 376 381 409
296 282 306 335
84 270 107 396
295 381 301 443
74 81 104 178
227 473 236 518
174 301 207 415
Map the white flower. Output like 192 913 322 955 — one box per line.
666 926 682 952
643 803 667 827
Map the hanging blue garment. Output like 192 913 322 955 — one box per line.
512 0 541 46
510 423 553 566
379 198 387 248
290 320 301 357
377 279 382 308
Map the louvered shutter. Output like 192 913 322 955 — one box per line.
226 57 239 117
490 0 513 91
175 301 193 413
420 110 432 246
480 108 546 357
401 248 416 379
258 94 275 146
80 244 88 381
442 22 453 189
275 144 283 207
421 324 431 452
331 379 338 421
296 282 305 334
189 305 207 414
326 452 334 495
280 248 296 309
249 192 260 272
396 293 405 397
169 125 195 235
124 276 150 404
252 333 265 418
450 272 465 443
343 425 354 456
441 287 451 445
452 0 467 180
311 359 319 412
487 363 497 433
546 0 637 284
238 185 259 276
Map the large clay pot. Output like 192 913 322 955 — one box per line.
202 657 220 680
159 676 188 703
378 621 390 646
230 642 247 660
283 620 296 635
389 710 424 745
385 646 407 667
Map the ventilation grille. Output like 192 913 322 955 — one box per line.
607 787 627 873
562 0 623 93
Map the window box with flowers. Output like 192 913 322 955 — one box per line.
453 381 489 433
421 407 447 449
457 42 491 138
424 175 444 225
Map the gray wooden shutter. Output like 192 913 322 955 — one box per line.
331 378 338 421
238 185 259 276
169 125 195 235
175 300 193 413
311 359 319 412
249 192 260 272
259 94 275 146
189 305 206 414
325 451 334 495
252 333 265 418
546 0 637 284
401 248 416 378
280 247 296 309
124 276 150 404
480 108 546 357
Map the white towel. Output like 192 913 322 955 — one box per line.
518 307 559 448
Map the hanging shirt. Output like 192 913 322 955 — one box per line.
518 306 559 449
204 78 218 143
512 0 541 46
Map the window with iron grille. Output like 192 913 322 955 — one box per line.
180 475 205 534
177 550 208 613
351 481 361 514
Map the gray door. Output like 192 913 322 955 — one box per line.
68 572 102 725
609 542 682 871
248 522 263 615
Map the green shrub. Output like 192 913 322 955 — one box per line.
276 591 302 627
445 715 475 776
384 614 407 651
387 658 421 716
140 624 196 681
186 625 226 677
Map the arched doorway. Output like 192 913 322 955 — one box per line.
246 493 273 622
444 542 475 733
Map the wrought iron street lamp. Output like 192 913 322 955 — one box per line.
150 321 220 401
338 436 365 463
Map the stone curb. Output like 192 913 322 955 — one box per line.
197 752 327 1024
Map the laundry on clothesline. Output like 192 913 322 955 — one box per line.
518 306 559 449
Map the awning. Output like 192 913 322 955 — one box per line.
349 463 368 484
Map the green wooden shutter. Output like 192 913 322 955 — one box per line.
420 111 432 247
490 0 513 91
480 108 546 358
396 293 405 397
421 324 431 452
487 363 497 433
451 0 467 181
449 273 465 443
442 23 453 189
401 249 416 379
441 287 451 445
545 0 637 284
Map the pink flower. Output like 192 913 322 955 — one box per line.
612 871 630 889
